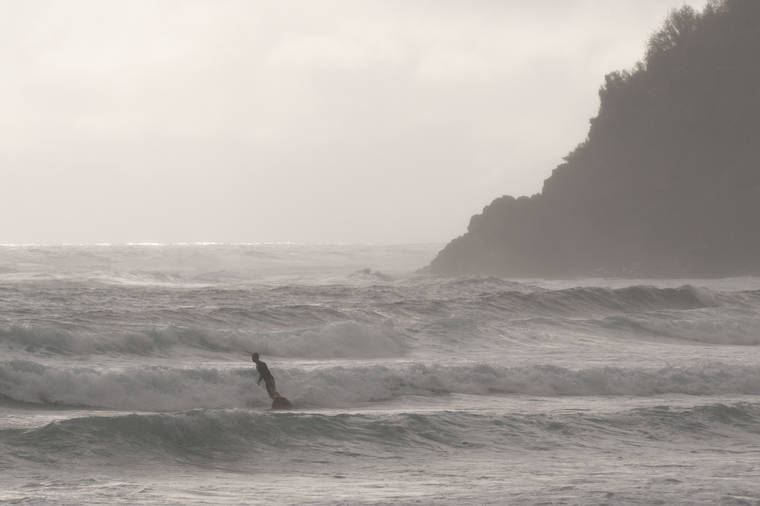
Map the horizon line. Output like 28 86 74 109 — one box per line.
0 241 444 248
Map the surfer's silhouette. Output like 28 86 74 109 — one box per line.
251 353 292 409
252 352 278 399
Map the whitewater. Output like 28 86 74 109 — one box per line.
2 244 760 505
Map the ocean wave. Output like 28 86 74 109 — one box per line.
0 360 257 411
4 360 760 411
598 310 760 345
480 285 719 316
289 362 760 406
252 321 408 358
0 410 472 461
4 402 760 463
0 321 408 359
348 268 394 282
0 243 440 286
2 283 757 361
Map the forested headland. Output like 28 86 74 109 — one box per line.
430 0 760 277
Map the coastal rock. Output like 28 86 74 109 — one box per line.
430 0 760 277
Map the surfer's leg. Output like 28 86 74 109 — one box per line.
265 379 278 399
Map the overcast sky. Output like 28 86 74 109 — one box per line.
1 0 708 244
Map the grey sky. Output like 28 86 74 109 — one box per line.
1 0 707 244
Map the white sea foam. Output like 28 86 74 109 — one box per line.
4 360 760 411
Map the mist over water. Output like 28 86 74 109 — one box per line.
4 0 758 503
2 244 760 504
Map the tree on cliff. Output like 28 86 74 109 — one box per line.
429 0 760 277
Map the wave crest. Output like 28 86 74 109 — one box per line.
4 402 760 462
483 285 718 316
4 360 760 411
0 321 408 359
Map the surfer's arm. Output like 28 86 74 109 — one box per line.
257 374 263 385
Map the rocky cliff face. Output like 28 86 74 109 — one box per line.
430 0 760 277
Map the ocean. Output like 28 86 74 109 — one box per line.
1 244 760 505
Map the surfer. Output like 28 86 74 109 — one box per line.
251 353 292 409
251 352 278 399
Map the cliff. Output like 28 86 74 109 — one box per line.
429 0 760 277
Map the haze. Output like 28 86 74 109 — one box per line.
1 0 707 244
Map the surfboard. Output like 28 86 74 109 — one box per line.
271 395 292 410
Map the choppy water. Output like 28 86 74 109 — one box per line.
1 244 760 505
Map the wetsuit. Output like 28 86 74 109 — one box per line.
255 360 278 399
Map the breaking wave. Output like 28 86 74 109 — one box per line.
4 402 760 463
4 360 760 411
478 285 720 316
597 311 760 345
2 282 758 360
0 321 408 359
